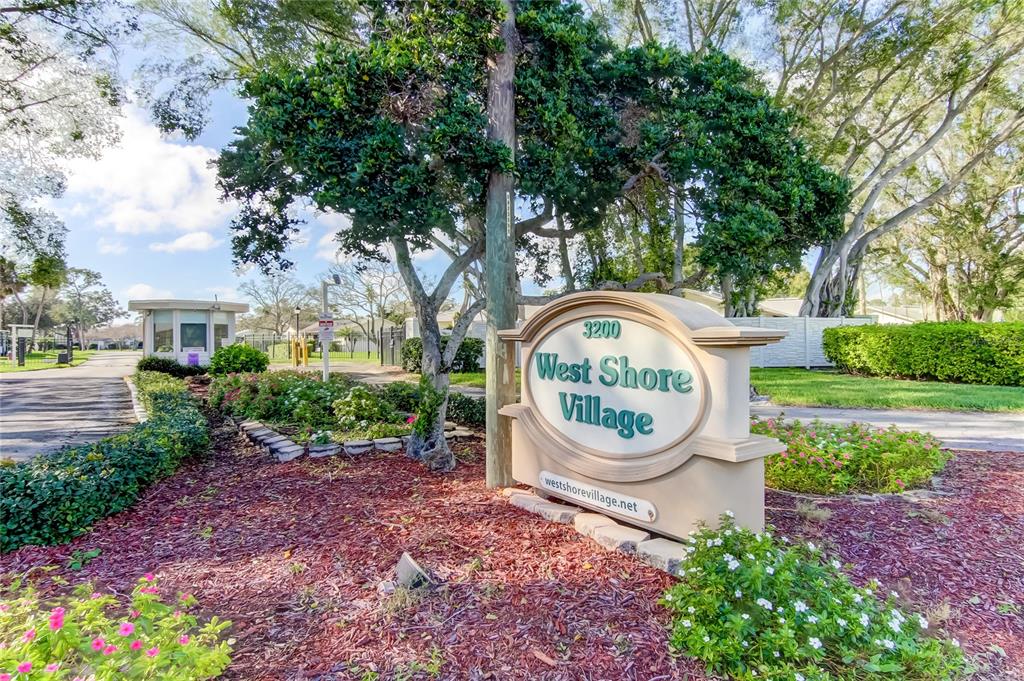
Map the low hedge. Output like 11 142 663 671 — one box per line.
0 372 208 553
401 336 484 373
823 322 1024 386
136 356 207 378
209 344 269 375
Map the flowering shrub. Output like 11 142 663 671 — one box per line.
0 373 208 553
751 418 948 494
0 575 232 680
209 371 354 429
663 514 966 681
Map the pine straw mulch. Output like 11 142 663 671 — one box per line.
1 407 1022 680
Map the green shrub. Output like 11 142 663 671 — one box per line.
664 514 966 681
448 391 485 428
0 373 208 553
208 344 269 375
0 575 232 679
401 336 485 373
751 418 947 494
379 381 421 413
135 356 206 378
209 371 353 429
823 322 1024 386
332 385 403 432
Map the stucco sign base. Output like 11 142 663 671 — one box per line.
498 291 786 541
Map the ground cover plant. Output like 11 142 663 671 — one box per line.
1 411 1020 679
752 418 948 494
0 372 208 553
0 575 232 680
209 371 355 433
823 322 1024 386
750 368 1024 412
665 514 965 681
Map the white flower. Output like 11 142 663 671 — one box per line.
766 566 775 575
809 637 822 650
882 639 895 650
706 539 715 548
781 536 790 543
831 560 841 569
891 610 905 623
773 650 780 658
890 590 899 598
853 594 863 604
665 594 673 602
952 639 960 648
865 588 874 595
794 601 808 613
741 613 750 620
735 589 743 598
714 538 723 546
807 542 817 551
725 529 733 536
723 553 734 561
703 635 711 643
724 509 735 518
682 619 692 628
687 606 695 614
795 673 805 681
918 615 929 629
860 613 870 626
727 559 740 571
889 619 901 633
746 553 756 560
742 641 749 647
779 617 786 624
756 598 773 611
808 615 819 624
837 618 847 628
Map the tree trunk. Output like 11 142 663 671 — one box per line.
31 287 48 345
720 274 734 317
556 212 575 292
12 290 27 325
408 323 455 472
672 193 685 291
484 0 519 489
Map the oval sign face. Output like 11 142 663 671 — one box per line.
527 316 705 456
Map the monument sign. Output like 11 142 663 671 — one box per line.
499 291 787 539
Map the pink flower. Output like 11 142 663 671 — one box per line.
143 572 155 582
103 644 116 655
131 610 141 619
91 592 103 599
406 415 417 424
22 628 36 642
118 622 135 636
179 635 190 645
49 608 64 631
0 604 8 611
16 662 31 674
146 647 159 657
0 673 10 681
91 637 105 650
130 639 143 650
139 587 159 595
45 663 59 672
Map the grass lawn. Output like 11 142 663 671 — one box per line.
449 369 521 389
269 351 382 365
0 350 96 373
751 367 1024 412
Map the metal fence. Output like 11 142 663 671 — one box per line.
0 330 79 371
378 326 406 367
236 333 383 364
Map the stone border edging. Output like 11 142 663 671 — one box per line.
124 377 149 423
502 488 687 576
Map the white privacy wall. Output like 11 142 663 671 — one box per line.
732 316 876 368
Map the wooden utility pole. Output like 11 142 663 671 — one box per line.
484 0 519 488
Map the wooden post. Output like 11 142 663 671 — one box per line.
485 0 519 489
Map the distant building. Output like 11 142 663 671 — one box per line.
128 299 249 366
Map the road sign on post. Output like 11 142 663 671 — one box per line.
319 295 334 381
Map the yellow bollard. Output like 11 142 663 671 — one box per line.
291 338 299 367
301 337 309 366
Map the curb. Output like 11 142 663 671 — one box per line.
123 377 149 423
502 488 687 577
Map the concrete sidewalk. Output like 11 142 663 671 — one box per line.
751 404 1024 452
0 352 140 461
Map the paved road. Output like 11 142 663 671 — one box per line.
0 352 140 461
751 404 1024 452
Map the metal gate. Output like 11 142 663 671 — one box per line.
378 326 405 367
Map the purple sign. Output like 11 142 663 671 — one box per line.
187 352 200 366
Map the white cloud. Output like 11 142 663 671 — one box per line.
60 106 235 235
124 283 173 300
97 237 127 255
150 231 222 254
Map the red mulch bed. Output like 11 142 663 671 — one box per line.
768 450 1024 680
2 406 1022 680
